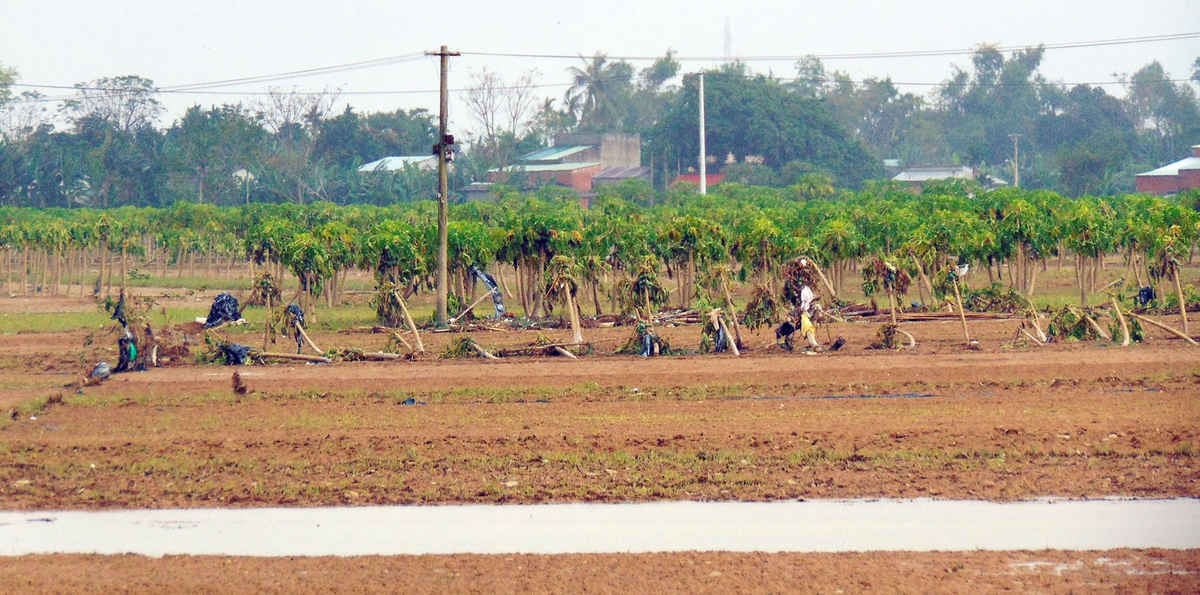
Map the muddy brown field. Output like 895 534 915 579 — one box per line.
1 292 1198 592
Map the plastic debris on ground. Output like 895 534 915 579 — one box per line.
219 343 252 365
473 266 506 318
203 293 242 328
286 304 306 352
89 361 112 380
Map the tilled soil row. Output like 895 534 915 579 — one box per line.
3 375 1196 509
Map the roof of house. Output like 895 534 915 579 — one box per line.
1137 156 1200 177
594 166 651 180
518 145 593 163
357 156 436 172
491 162 601 174
892 165 976 182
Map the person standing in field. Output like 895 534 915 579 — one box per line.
797 283 821 352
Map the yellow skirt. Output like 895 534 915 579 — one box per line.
800 312 815 337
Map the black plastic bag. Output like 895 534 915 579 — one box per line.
203 293 242 328
115 329 137 372
219 343 251 365
286 304 306 352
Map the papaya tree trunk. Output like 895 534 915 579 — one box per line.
1027 259 1039 298
1174 267 1189 335
566 288 583 346
1076 254 1087 307
591 281 603 317
120 243 128 291
887 289 898 326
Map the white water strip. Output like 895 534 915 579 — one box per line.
2 499 1197 557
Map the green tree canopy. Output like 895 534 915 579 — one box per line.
649 64 879 187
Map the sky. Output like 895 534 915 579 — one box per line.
2 0 1198 137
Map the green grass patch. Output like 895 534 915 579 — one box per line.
0 310 111 334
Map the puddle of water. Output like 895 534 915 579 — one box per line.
1 498 1196 557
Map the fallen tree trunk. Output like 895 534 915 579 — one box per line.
295 323 323 355
1128 312 1198 345
254 351 331 364
552 345 578 360
472 341 499 360
360 352 404 361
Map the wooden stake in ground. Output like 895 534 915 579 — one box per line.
1110 296 1131 347
449 291 497 325
951 278 971 344
719 280 744 348
391 289 425 353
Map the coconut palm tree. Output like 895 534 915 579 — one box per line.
565 54 634 131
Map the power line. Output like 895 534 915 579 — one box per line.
7 30 1196 104
14 30 1197 94
13 68 1196 103
161 53 426 91
12 75 1194 106
459 31 1200 62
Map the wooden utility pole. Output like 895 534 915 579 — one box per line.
427 45 459 327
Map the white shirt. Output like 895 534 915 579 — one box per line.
800 285 814 313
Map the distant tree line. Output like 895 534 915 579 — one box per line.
0 49 1198 208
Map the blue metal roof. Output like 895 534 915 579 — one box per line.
518 145 592 163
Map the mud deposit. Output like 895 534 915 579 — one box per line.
2 294 1198 591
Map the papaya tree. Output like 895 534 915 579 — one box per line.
357 219 427 326
447 219 500 314
1064 197 1116 306
545 254 584 345
658 213 725 309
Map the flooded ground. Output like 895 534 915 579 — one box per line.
3 498 1197 557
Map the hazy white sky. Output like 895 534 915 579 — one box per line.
3 0 1197 134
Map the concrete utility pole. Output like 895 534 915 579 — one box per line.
698 73 707 195
1009 133 1021 188
427 45 459 328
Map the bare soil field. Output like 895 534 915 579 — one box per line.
1 292 1198 592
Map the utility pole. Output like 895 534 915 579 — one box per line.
1009 133 1021 188
427 45 459 328
698 73 707 195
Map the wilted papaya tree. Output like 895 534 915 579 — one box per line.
545 254 584 345
447 219 500 312
357 219 427 326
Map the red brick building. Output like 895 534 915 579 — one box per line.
1135 145 1200 195
487 133 644 195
